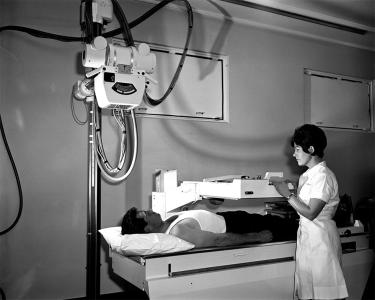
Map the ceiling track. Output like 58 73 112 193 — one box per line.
221 0 367 35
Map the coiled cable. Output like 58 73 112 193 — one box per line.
95 109 138 183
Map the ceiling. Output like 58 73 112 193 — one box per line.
169 0 375 51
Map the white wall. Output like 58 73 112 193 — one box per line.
0 0 374 299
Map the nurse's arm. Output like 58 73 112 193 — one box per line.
287 195 326 220
270 178 326 220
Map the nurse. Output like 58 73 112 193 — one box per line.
270 124 348 300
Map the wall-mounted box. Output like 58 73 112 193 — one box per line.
304 69 373 131
136 44 229 122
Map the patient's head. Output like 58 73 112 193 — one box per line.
121 207 164 234
121 207 147 234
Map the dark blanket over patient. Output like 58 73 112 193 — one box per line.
217 211 298 242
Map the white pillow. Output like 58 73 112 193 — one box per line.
99 227 195 256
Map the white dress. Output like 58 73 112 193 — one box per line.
295 161 348 299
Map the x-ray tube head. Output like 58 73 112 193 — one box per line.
82 37 156 109
94 66 146 109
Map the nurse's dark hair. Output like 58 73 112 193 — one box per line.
121 207 147 234
291 124 327 158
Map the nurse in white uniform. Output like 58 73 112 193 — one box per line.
271 124 348 300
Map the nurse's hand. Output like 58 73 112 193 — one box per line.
269 177 290 198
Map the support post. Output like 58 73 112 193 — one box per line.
86 100 101 299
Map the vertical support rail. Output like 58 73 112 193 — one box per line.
87 100 101 299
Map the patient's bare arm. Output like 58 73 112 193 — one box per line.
210 230 273 247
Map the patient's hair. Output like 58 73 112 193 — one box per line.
121 207 147 235
291 124 327 158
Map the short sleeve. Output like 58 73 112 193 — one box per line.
309 172 336 202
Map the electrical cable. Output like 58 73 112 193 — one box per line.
1 0 193 181
143 0 193 106
70 93 89 125
83 0 94 42
0 25 84 42
90 0 138 182
0 0 190 42
0 1 191 298
0 0 193 107
94 109 127 174
0 111 21 300
95 109 138 183
112 0 135 46
0 113 23 236
103 0 194 107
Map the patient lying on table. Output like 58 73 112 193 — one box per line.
121 208 298 248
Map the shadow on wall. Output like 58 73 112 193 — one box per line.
5 266 38 299
197 0 234 81
153 115 299 172
158 117 288 159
